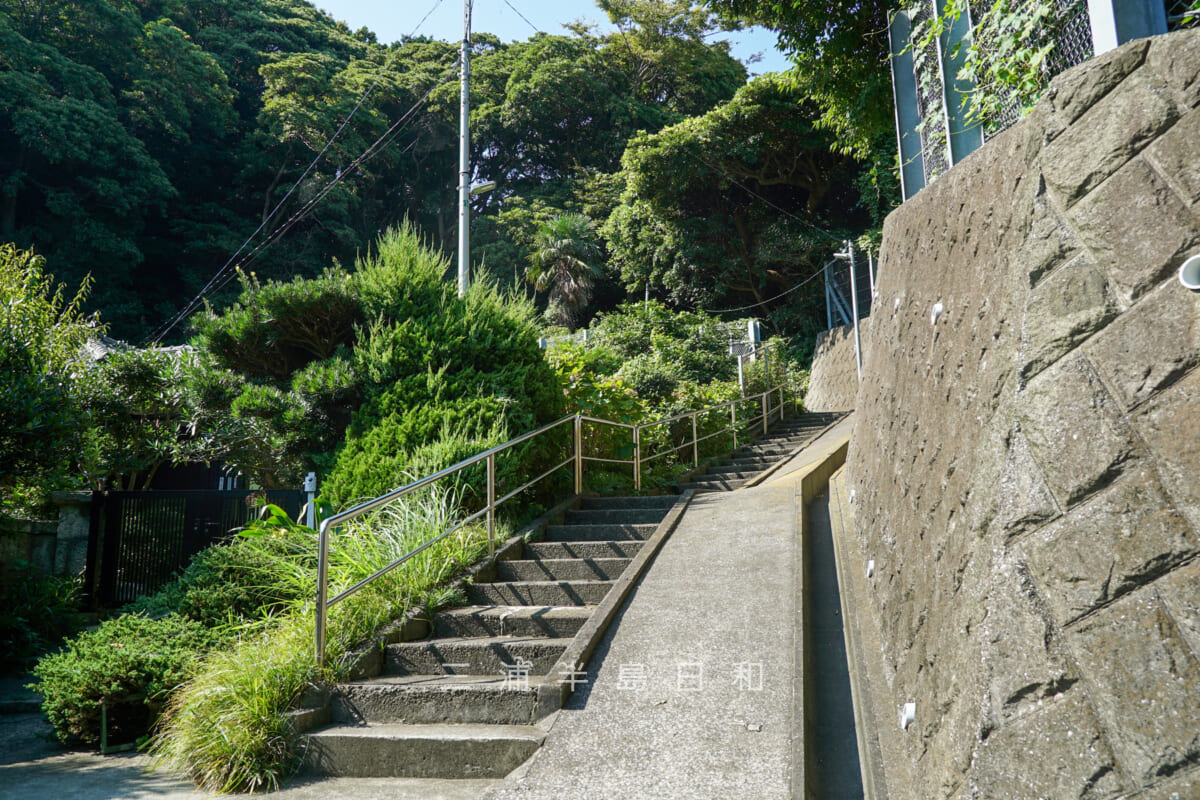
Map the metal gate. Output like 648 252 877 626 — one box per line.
86 490 305 607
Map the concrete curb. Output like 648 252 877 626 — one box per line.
534 490 697 720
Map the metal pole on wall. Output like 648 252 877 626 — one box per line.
848 240 863 380
304 472 318 529
867 251 876 301
456 0 473 297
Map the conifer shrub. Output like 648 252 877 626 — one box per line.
189 223 565 505
33 613 226 747
32 530 312 746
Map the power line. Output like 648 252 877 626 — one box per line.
149 57 460 343
189 61 458 304
499 0 542 34
700 257 836 314
145 0 449 344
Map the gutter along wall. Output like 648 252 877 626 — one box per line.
844 30 1200 799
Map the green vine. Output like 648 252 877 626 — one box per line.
905 0 1071 139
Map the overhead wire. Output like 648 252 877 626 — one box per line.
676 145 852 315
499 0 543 34
146 0 449 344
700 258 836 314
200 62 459 299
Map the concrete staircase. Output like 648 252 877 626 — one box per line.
299 412 843 781
300 494 676 779
677 411 847 493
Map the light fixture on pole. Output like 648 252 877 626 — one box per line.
456 0 473 298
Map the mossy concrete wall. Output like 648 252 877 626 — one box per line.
846 30 1200 799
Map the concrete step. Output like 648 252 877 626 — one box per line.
543 523 657 542
497 557 631 582
523 540 643 560
302 721 545 778
332 675 542 725
724 456 779 469
564 508 667 526
386 636 573 676
432 605 594 639
736 444 796 457
702 464 763 477
467 580 613 606
578 495 676 510
678 477 746 492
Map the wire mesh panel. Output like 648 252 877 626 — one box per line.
824 254 873 329
911 0 952 182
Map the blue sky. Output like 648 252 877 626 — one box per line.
313 0 792 75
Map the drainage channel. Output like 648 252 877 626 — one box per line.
804 487 865 799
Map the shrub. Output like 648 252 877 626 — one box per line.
130 531 315 626
188 223 565 501
0 244 97 515
0 560 83 674
34 526 316 745
152 489 494 792
33 613 226 747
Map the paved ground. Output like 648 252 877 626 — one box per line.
480 480 803 799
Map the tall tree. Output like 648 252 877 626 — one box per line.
527 213 602 330
700 0 895 160
602 75 864 319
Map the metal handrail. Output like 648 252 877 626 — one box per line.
314 382 797 666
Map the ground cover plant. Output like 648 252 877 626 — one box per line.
150 488 495 792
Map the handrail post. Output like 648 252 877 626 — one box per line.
573 414 583 495
691 412 699 467
633 426 642 492
762 393 769 435
315 519 331 668
486 453 496 557
731 404 738 450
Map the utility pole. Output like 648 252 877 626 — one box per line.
457 0 473 297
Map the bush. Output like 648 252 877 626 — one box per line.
33 613 227 746
321 228 564 507
152 490 494 792
188 224 565 503
0 560 83 674
34 526 316 745
130 532 314 627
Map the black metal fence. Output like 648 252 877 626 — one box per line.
86 489 305 607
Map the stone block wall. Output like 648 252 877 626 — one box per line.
805 318 869 412
846 30 1200 800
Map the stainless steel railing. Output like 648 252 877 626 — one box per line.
314 381 798 666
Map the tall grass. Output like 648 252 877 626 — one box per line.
150 485 496 792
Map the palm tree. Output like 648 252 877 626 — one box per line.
526 213 601 331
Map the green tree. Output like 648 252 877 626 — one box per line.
602 75 862 320
527 214 603 330
0 245 96 512
700 0 895 160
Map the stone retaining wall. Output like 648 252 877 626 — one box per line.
846 30 1200 799
804 319 869 412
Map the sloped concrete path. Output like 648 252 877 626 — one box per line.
480 480 803 799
